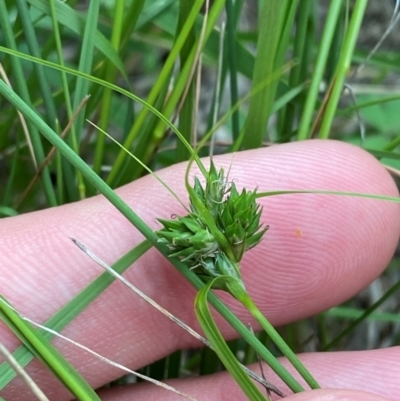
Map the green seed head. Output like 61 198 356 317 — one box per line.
157 160 268 280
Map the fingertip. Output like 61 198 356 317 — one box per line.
219 140 400 323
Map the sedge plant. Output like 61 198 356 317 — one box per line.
156 155 320 398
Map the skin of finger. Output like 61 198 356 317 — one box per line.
101 389 393 401
0 140 399 400
97 348 400 401
283 389 392 401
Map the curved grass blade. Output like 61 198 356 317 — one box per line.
195 278 269 401
72 0 100 142
0 46 206 178
26 0 128 81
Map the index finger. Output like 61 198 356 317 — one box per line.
1 139 399 400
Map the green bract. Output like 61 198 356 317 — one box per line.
156 161 268 283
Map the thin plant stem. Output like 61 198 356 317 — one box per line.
241 294 320 390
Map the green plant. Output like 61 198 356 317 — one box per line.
156 159 320 399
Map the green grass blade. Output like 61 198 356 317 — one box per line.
241 0 285 149
363 148 400 161
155 5 256 80
72 0 100 142
195 279 268 401
48 0 76 154
297 0 344 139
325 4 347 83
15 0 58 128
175 0 197 163
47 0 80 202
273 82 307 115
119 0 149 42
134 0 177 29
279 0 312 138
343 94 400 115
0 0 57 208
319 0 368 138
27 0 128 81
268 0 300 143
93 0 129 175
150 0 226 146
166 351 181 379
0 296 101 400
225 0 240 141
55 122 65 205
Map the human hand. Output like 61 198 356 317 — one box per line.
1 140 399 401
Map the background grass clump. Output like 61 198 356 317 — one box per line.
1 0 400 399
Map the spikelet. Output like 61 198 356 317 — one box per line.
157 160 268 282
